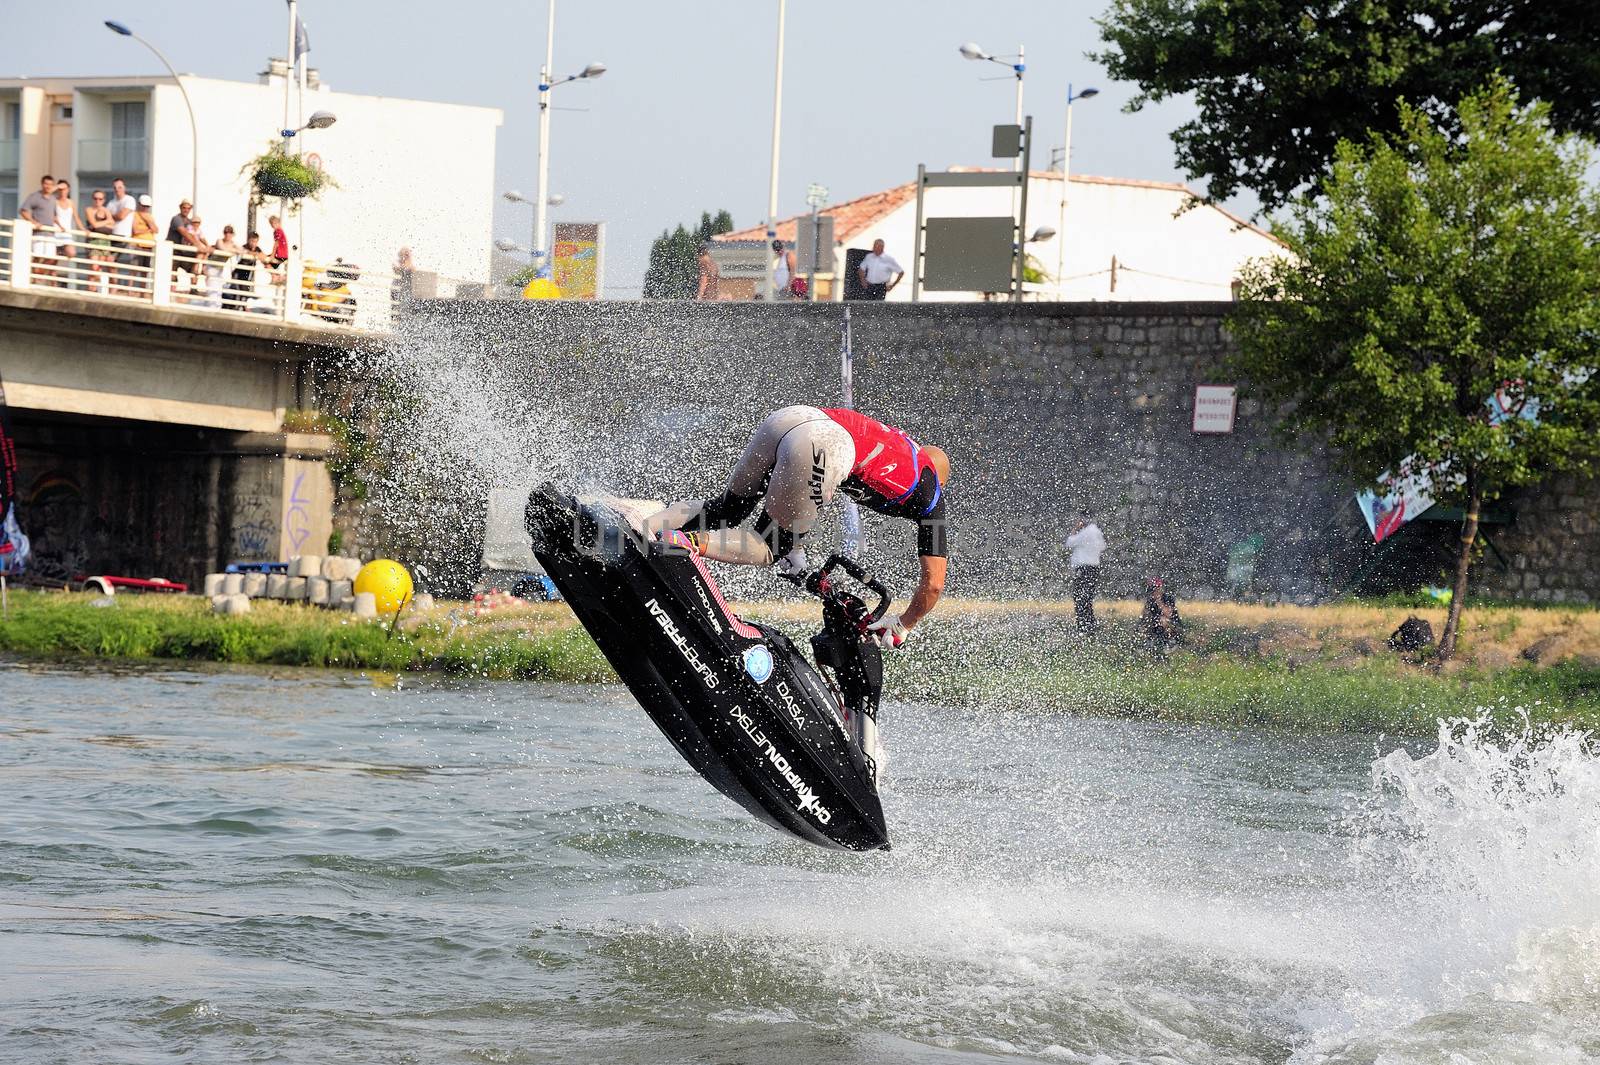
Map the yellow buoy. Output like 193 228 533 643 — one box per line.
521 277 563 300
354 559 413 615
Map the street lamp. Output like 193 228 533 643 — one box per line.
533 0 605 278
105 19 199 207
1027 225 1056 242
1055 84 1101 297
281 109 338 146
503 190 565 258
958 40 1026 167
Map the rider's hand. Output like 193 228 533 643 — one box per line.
866 614 910 649
774 546 808 577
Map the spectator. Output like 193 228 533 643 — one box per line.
52 180 85 289
120 194 159 294
107 178 138 292
19 175 61 286
1139 577 1184 655
391 246 416 305
771 239 800 300
1066 514 1106 635
229 231 273 312
695 244 720 300
167 200 207 292
268 214 289 265
195 220 236 308
83 189 116 291
856 239 904 300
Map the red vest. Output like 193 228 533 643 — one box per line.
821 408 930 503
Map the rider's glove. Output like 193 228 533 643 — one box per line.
866 614 910 649
661 530 702 555
774 546 809 577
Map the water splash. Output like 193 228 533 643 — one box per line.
1299 709 1600 1062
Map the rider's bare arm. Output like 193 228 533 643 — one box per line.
900 555 946 630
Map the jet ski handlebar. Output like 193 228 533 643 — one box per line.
805 554 892 625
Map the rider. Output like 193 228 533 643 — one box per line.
653 405 949 648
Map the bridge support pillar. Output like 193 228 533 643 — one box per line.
222 432 335 566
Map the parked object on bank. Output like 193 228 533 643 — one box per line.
1388 615 1435 652
80 575 189 596
225 561 288 574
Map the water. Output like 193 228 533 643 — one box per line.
4 660 1600 1064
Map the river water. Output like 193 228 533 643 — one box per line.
4 659 1599 1064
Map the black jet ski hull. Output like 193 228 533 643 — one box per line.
527 488 889 852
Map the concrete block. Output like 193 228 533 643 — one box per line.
214 593 250 615
411 592 434 612
341 556 365 581
266 573 289 598
336 595 355 612
203 574 225 597
352 591 378 618
285 576 308 600
330 579 352 603
292 554 322 578
210 594 229 610
319 556 341 580
222 574 244 596
307 576 330 605
242 573 268 598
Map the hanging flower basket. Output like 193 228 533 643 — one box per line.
243 147 335 206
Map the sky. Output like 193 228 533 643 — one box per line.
0 0 1256 294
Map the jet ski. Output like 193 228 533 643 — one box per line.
525 485 890 851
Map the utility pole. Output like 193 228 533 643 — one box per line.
763 0 787 303
535 0 558 278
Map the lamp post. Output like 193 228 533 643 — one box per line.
503 189 564 265
958 41 1025 170
534 0 605 279
105 19 198 207
763 0 787 303
1055 83 1100 297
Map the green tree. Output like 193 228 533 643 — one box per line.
643 209 735 298
1094 0 1600 212
1230 79 1600 657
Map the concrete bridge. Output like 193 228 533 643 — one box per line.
0 288 350 586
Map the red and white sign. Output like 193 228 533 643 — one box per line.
1192 384 1237 434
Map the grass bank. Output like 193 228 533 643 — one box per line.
0 590 610 682
3 589 1598 734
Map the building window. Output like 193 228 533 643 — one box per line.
52 103 73 121
1 100 18 169
110 101 147 172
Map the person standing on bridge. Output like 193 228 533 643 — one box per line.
107 179 137 293
19 175 61 287
268 215 289 266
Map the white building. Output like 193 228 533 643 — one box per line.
0 62 501 284
718 170 1288 302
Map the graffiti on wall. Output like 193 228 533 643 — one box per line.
232 493 277 560
284 471 313 554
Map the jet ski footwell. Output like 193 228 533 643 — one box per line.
526 486 890 851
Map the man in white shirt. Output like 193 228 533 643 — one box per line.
1066 516 1106 635
856 239 904 300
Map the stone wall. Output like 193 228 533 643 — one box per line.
386 299 1600 603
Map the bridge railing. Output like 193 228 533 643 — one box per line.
0 218 476 333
